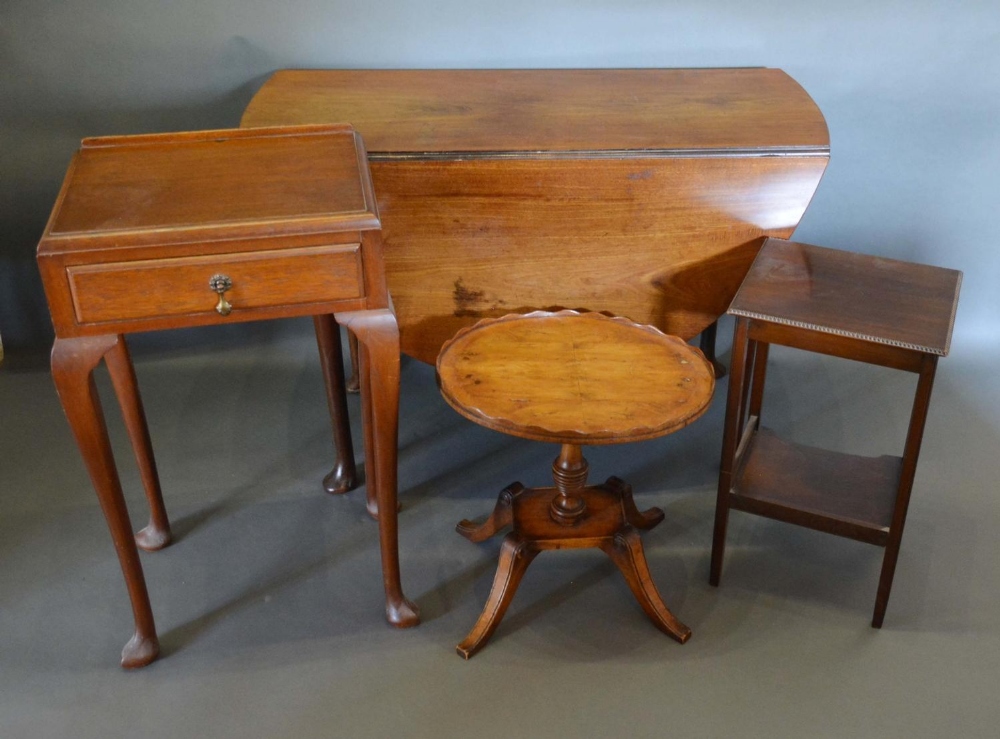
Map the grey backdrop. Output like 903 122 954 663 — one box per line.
2 0 997 351
2 5 1000 736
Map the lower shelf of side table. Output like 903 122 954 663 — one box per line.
730 427 901 546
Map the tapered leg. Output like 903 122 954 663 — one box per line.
747 341 769 421
606 476 664 531
602 527 691 643
710 317 751 587
457 533 539 659
346 332 361 393
52 335 159 668
337 308 419 628
104 335 172 552
456 482 522 543
873 548 900 629
313 315 358 495
737 339 757 440
699 321 727 379
872 355 938 627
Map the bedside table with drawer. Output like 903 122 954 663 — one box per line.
37 124 419 668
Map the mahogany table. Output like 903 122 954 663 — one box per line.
37 124 418 668
241 68 831 482
436 310 715 657
710 238 961 626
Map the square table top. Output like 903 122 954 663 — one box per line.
38 124 379 255
728 238 962 356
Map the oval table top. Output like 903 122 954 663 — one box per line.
436 310 716 445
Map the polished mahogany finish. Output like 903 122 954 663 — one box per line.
38 125 419 668
728 239 960 356
242 68 830 365
437 311 715 657
241 68 829 153
711 238 961 627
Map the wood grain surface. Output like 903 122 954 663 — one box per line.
730 238 963 356
731 428 901 544
375 156 826 363
38 126 382 337
66 244 363 324
39 124 378 254
242 68 829 152
240 69 830 365
436 310 715 444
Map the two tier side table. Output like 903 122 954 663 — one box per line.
710 238 961 627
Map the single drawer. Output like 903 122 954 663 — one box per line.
67 244 363 325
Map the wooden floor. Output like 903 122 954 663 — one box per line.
0 318 997 738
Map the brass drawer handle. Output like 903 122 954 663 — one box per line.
208 273 233 316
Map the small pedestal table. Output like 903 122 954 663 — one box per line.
436 310 715 658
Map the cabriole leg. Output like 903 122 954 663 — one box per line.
52 335 159 668
314 314 358 495
337 309 419 628
105 335 171 552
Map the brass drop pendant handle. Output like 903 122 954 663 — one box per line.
208 274 233 316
